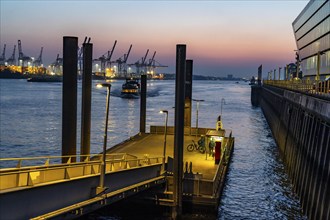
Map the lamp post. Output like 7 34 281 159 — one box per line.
96 82 111 194
192 99 204 137
160 110 168 174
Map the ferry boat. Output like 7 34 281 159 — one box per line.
121 78 140 98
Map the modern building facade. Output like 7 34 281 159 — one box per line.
292 0 330 79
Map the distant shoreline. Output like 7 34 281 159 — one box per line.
0 69 246 81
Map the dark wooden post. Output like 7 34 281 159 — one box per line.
173 44 186 219
140 74 147 133
80 42 93 161
62 36 78 163
184 60 193 127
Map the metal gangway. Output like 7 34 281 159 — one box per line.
0 153 165 219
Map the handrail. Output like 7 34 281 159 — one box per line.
0 153 132 170
263 79 330 98
0 154 163 191
212 137 233 196
181 136 234 198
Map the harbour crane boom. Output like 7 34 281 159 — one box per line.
17 40 32 64
142 49 149 65
108 40 117 61
0 44 6 63
148 51 156 66
105 40 117 69
18 40 23 60
50 54 63 75
124 44 133 63
115 44 133 77
39 47 43 61
6 45 16 65
34 47 43 66
133 49 149 75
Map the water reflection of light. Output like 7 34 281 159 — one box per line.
126 99 135 135
0 80 307 219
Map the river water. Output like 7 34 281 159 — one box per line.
0 79 306 219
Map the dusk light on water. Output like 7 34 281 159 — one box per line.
0 0 329 219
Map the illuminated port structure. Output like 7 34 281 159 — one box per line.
92 42 167 79
292 0 330 80
1 39 167 79
0 40 47 76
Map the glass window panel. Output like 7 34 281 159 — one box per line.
295 1 330 39
297 17 330 49
299 34 330 59
301 50 330 76
293 0 326 31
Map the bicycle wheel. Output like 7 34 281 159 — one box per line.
187 144 195 152
198 146 205 154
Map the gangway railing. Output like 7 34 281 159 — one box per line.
263 79 330 99
0 153 163 191
0 153 134 169
179 134 234 198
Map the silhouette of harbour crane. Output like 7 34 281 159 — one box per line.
0 44 6 65
115 44 132 78
18 40 32 66
33 47 43 67
146 51 168 77
6 45 16 66
131 49 149 76
49 54 63 75
93 40 117 78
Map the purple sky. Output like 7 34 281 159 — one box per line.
1 1 308 77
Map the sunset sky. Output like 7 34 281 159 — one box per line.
1 0 308 77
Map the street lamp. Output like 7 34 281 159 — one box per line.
160 110 168 174
96 82 111 194
192 99 204 137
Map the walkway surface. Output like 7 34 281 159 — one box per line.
108 133 219 179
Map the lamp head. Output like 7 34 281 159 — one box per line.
160 110 168 114
96 83 111 88
192 99 205 102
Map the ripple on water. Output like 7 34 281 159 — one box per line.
0 80 306 219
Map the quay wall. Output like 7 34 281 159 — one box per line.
257 85 330 220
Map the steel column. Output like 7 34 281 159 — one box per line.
140 74 147 133
184 60 193 127
173 44 186 218
80 42 93 161
62 36 78 163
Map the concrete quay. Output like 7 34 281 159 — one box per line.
252 83 330 220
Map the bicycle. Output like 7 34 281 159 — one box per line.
187 139 205 154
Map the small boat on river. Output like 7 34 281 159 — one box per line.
121 78 140 98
